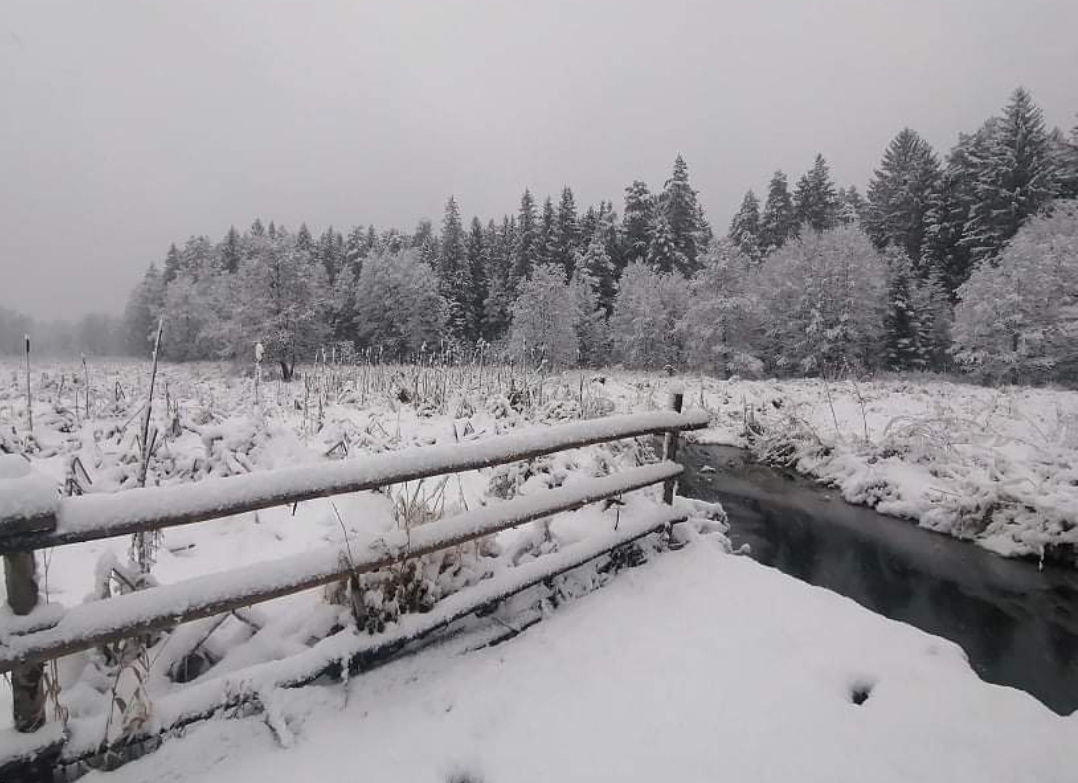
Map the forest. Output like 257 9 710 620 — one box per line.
5 87 1078 385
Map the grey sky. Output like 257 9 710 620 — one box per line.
2 0 1077 319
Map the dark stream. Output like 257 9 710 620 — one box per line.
680 443 1078 716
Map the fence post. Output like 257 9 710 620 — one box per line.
662 388 684 505
4 551 46 732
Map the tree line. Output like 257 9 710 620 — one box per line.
5 87 1076 384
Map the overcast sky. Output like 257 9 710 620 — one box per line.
2 0 1077 319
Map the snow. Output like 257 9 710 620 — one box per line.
20 408 705 547
77 543 1077 783
0 462 682 671
0 454 58 529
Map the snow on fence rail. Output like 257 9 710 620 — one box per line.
0 401 704 764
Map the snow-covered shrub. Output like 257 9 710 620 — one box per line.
952 200 1078 384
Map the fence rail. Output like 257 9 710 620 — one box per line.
0 399 702 772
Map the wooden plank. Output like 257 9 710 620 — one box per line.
0 410 709 554
663 392 686 505
3 552 45 733
0 462 682 674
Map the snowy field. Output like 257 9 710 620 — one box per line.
1 359 1077 779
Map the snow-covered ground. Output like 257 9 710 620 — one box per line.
84 542 1077 783
2 360 1076 779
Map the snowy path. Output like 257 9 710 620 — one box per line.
89 542 1076 783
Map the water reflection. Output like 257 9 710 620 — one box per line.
682 445 1078 716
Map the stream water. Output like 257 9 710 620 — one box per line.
679 443 1078 716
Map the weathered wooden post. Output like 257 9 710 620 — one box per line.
0 455 58 732
662 385 685 505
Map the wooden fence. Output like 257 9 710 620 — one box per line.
0 397 705 775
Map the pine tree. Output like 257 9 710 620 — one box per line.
579 205 600 245
220 226 242 274
466 216 488 342
537 196 557 268
344 225 367 277
794 154 839 232
659 154 709 274
483 216 517 340
759 171 798 253
163 243 183 283
622 180 654 264
728 190 762 262
513 189 539 287
1049 123 1078 200
865 129 941 266
836 186 867 226
437 196 474 342
296 223 313 253
554 186 580 278
316 227 344 283
962 88 1059 264
568 266 608 365
882 248 921 370
578 229 617 317
250 218 266 237
646 214 681 274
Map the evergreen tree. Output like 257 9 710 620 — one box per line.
578 228 617 317
598 200 625 278
836 186 867 226
437 196 474 341
1050 125 1078 200
646 214 681 274
250 218 266 237
344 225 367 276
658 154 709 273
163 243 183 284
364 225 379 255
513 189 538 286
317 227 344 283
962 88 1059 264
921 127 987 297
554 186 580 278
537 196 557 268
220 226 242 274
466 216 489 342
794 154 839 232
865 128 941 267
882 248 921 370
296 222 313 252
759 171 798 253
728 190 762 262
568 265 608 365
329 264 357 343
483 216 517 340
579 205 600 245
622 180 654 264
